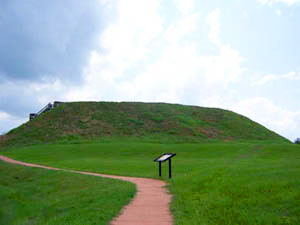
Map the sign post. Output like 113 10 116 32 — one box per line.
159 161 162 176
154 153 176 178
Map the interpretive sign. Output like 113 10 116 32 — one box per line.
154 153 176 178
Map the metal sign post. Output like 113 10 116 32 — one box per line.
159 161 162 176
169 158 172 178
154 153 176 179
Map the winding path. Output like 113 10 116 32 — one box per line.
0 155 173 225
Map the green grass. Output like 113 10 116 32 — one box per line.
2 141 300 225
0 160 136 225
0 102 295 224
1 101 289 147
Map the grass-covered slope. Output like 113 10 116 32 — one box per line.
3 142 300 225
0 160 135 225
3 102 289 146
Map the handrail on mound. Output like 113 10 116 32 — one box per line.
29 101 64 120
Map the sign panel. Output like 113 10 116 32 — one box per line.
154 153 176 162
153 153 176 178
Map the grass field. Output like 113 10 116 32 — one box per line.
0 159 135 225
2 141 300 225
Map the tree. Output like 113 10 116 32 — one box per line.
295 138 300 144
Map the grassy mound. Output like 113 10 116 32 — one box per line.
2 102 289 147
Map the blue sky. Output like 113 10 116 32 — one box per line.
0 0 299 141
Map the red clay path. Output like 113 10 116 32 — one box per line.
0 155 173 225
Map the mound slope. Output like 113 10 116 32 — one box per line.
1 102 289 146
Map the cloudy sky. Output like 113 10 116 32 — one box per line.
1 0 300 141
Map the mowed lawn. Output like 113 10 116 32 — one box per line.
2 141 300 225
0 160 135 225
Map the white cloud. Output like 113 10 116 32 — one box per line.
64 0 165 102
174 0 195 15
27 79 65 104
117 43 201 103
204 9 245 85
204 8 245 86
66 6 245 105
0 112 10 120
100 0 163 70
0 78 70 120
206 9 221 47
258 0 300 6
62 4 245 112
164 12 200 44
0 111 27 134
231 97 300 141
253 71 300 85
275 9 282 15
201 44 244 85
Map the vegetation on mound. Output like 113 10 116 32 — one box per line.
1 102 289 147
0 160 135 225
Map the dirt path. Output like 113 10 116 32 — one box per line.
0 155 173 225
